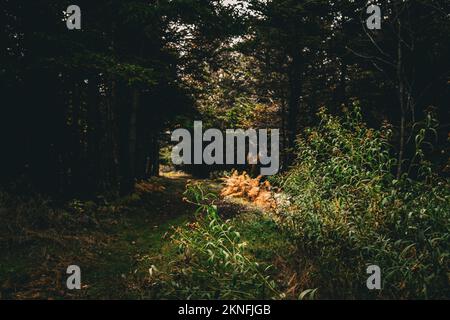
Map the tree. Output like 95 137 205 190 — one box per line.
341 0 450 178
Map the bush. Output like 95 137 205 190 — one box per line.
276 107 450 299
162 182 280 299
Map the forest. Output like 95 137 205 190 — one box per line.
0 0 449 300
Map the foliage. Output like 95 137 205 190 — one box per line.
276 107 450 299
1 0 449 301
192 52 280 130
161 182 280 299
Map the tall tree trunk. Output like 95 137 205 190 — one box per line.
70 81 83 196
286 53 302 166
106 79 119 191
87 76 101 194
129 88 139 180
280 99 289 169
151 132 160 176
337 57 348 114
396 16 406 179
146 132 160 177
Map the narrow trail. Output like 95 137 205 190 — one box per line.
2 171 267 299
72 171 269 299
74 171 206 299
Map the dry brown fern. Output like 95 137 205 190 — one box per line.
220 170 276 210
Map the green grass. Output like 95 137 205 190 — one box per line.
1 173 308 300
78 213 190 299
1 172 291 300
232 211 292 263
0 173 195 299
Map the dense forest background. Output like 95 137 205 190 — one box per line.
1 0 449 300
1 0 449 197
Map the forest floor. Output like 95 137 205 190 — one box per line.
0 171 295 299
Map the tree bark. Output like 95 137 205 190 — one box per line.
286 52 302 166
129 88 139 180
87 76 101 193
396 14 406 180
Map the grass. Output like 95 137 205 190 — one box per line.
1 172 290 299
77 214 190 299
0 172 194 299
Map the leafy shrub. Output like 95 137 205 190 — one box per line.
276 107 450 299
163 182 280 299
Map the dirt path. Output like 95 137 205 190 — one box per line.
1 172 211 299
1 171 292 299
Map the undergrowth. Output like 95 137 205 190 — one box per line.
159 182 281 299
274 107 450 299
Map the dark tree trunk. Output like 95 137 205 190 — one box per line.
396 15 406 180
129 88 139 179
280 99 289 169
106 79 120 192
87 76 101 194
336 58 348 114
286 53 303 166
146 132 160 177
